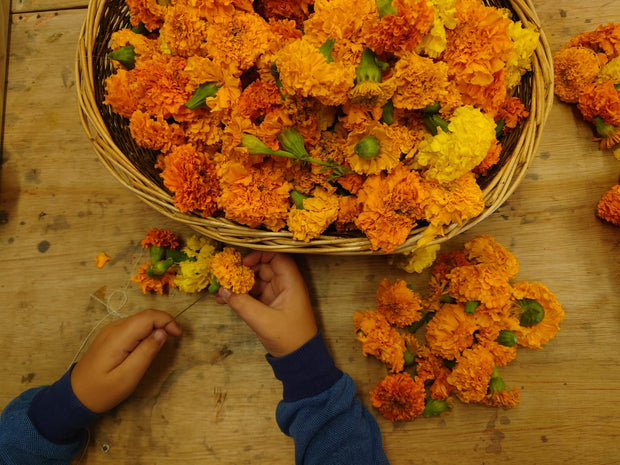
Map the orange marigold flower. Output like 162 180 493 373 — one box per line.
553 46 601 104
370 372 426 421
577 80 620 127
565 22 620 61
366 0 434 54
303 0 377 46
414 346 453 400
254 0 314 28
496 96 530 133
475 323 518 367
344 123 401 175
353 310 406 373
131 262 177 295
125 0 167 31
95 252 111 268
141 228 179 249
103 70 138 118
473 138 501 177
463 234 520 281
355 165 427 252
422 172 485 228
447 344 495 404
335 194 360 232
218 160 292 231
376 278 424 328
431 250 471 283
161 5 210 58
209 247 255 294
392 52 455 111
158 144 220 216
509 281 565 350
425 303 478 360
237 81 284 122
447 264 513 309
596 184 620 226
184 56 243 113
482 386 520 409
287 187 340 241
109 29 160 64
129 110 186 153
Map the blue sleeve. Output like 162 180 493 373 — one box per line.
267 332 390 465
0 368 98 465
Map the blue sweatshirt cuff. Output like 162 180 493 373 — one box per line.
266 332 343 403
27 366 99 444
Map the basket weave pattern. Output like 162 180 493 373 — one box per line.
76 0 554 254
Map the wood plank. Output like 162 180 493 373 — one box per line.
11 0 88 13
0 0 8 149
0 3 619 465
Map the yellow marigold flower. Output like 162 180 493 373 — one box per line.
209 247 255 294
509 281 565 350
416 0 458 58
597 56 620 82
375 278 424 328
287 187 340 242
370 373 426 421
422 172 485 228
353 309 406 373
553 46 601 104
447 344 495 404
388 244 441 274
425 303 478 360
174 235 220 293
463 234 519 280
596 184 620 226
505 21 540 91
276 36 356 107
414 106 496 183
344 123 401 175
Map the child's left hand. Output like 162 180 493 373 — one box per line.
70 309 182 413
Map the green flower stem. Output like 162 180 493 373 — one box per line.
108 45 137 70
207 275 221 294
464 300 480 315
185 82 220 110
149 245 165 264
423 113 450 136
422 399 451 417
356 48 384 83
403 348 416 367
488 367 506 393
408 311 435 333
319 38 335 63
376 0 398 18
422 101 441 114
593 115 616 138
147 257 174 277
381 100 394 124
290 190 309 210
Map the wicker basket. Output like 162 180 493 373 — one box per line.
76 0 554 255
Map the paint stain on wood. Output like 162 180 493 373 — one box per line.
21 372 35 384
37 240 50 253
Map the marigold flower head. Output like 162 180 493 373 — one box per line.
482 385 520 409
141 228 180 249
473 138 501 177
509 281 565 349
565 22 620 61
414 345 453 400
109 29 161 64
344 123 401 175
129 110 186 153
303 0 377 45
496 96 530 133
431 249 471 284
416 0 458 58
596 184 620 226
370 372 426 421
175 235 220 293
375 278 424 327
287 187 340 241
414 106 496 183
158 144 220 216
160 5 210 58
597 56 620 83
446 263 513 309
553 46 601 104
388 244 441 274
446 344 495 404
577 80 620 128
353 309 406 372
422 172 485 228
131 262 178 295
125 0 167 31
463 234 520 280
254 0 313 28
425 303 478 360
505 21 540 91
103 70 138 118
209 247 255 294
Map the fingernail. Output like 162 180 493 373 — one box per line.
220 288 231 303
153 329 167 344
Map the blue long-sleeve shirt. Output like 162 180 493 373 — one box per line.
0 333 389 464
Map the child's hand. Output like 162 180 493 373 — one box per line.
216 252 318 358
71 309 182 413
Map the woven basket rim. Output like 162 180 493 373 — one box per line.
75 0 555 255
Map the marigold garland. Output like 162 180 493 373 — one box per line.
104 0 538 252
354 234 565 422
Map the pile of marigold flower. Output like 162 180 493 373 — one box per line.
353 234 565 421
131 228 254 295
103 0 539 252
553 23 620 227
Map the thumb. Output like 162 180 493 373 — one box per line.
116 329 168 382
224 291 275 334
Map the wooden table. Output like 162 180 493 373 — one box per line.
1 2 618 464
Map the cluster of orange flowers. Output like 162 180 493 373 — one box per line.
131 228 254 295
103 0 539 252
353 234 565 421
553 23 620 227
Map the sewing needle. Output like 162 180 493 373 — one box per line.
165 293 208 328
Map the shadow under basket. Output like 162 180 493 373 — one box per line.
76 0 554 255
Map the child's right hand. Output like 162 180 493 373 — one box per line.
216 251 318 358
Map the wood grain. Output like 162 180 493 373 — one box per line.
0 3 619 465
